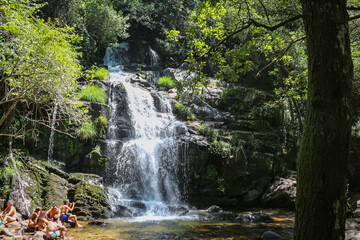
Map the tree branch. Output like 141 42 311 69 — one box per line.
347 6 360 11
349 15 360 21
197 15 302 61
256 36 306 77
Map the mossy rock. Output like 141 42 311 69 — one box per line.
73 174 111 219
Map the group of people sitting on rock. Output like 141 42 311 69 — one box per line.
0 199 82 240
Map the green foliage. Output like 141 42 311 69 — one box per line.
97 115 108 127
197 124 220 141
175 103 196 120
0 165 15 199
158 76 175 91
94 68 109 80
89 147 109 169
37 0 129 65
78 84 107 104
205 164 225 193
76 122 97 140
140 74 146 79
209 140 232 159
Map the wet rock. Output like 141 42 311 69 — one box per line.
261 177 296 208
261 231 285 240
113 205 135 217
347 218 360 231
236 212 273 223
207 205 222 213
88 220 106 226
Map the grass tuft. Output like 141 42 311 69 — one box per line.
158 76 174 91
78 84 107 104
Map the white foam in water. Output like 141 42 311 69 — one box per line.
104 48 189 218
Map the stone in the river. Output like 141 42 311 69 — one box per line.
261 231 285 240
207 205 222 213
261 177 296 208
236 212 274 223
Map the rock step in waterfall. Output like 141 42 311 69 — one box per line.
103 48 189 217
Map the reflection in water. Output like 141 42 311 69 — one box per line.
67 209 294 240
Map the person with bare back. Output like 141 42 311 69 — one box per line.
44 215 66 240
0 200 17 225
59 199 82 228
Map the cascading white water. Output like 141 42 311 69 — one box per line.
149 46 160 67
104 48 188 217
47 101 58 162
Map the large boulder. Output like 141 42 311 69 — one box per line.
261 177 296 208
72 174 111 219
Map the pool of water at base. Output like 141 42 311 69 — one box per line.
67 209 294 240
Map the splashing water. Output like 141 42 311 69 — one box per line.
104 51 188 217
47 101 59 162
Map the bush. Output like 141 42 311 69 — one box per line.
94 67 109 80
175 103 196 120
97 115 108 127
158 76 174 91
209 140 232 159
76 122 97 140
197 124 220 141
140 74 146 79
78 84 107 104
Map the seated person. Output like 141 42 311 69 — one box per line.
45 215 66 240
25 206 41 231
59 199 82 228
0 200 17 225
37 211 49 231
46 204 60 223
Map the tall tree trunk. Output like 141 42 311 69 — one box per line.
295 1 353 239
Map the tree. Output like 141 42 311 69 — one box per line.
295 0 353 239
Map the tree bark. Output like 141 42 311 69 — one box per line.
295 1 353 239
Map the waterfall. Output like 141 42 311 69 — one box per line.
149 46 160 67
104 51 188 217
47 101 59 162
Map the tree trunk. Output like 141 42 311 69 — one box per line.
295 1 353 239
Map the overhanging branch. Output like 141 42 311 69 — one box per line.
197 14 302 61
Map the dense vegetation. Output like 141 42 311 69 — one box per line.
0 0 359 238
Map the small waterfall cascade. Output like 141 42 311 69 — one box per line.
104 49 189 217
149 46 160 67
47 101 59 162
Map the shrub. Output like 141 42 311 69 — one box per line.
209 140 232 159
140 74 146 79
175 103 196 120
97 115 108 127
94 67 109 80
158 76 174 91
197 124 220 141
79 84 107 104
76 122 97 140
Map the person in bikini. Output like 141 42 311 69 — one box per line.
0 200 17 225
59 199 82 228
44 215 66 240
25 206 41 231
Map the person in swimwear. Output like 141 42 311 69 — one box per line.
37 211 49 231
44 215 66 240
0 200 17 225
25 206 41 231
59 199 82 228
46 204 60 223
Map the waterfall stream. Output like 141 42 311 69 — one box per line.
149 46 160 67
47 101 58 162
104 49 188 217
